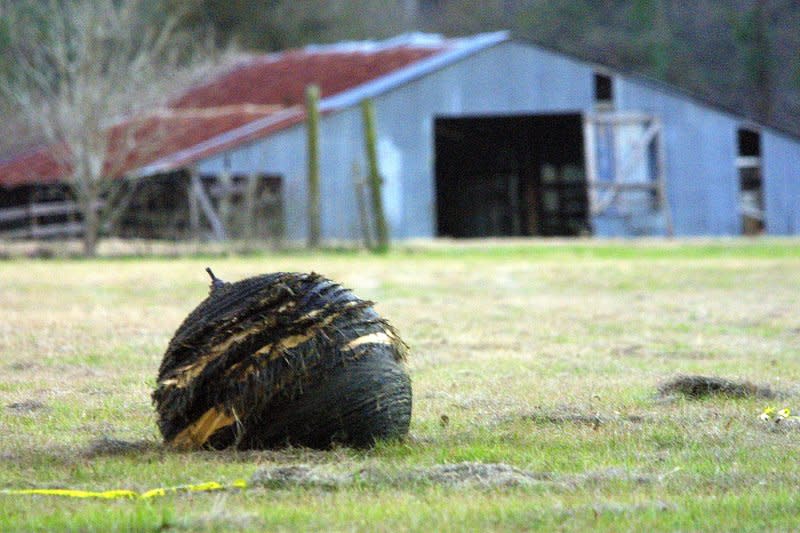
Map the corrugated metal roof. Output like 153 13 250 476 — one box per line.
138 31 508 175
1 32 508 187
0 107 277 187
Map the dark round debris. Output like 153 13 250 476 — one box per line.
658 374 775 399
152 270 412 450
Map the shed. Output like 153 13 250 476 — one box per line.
1 32 798 240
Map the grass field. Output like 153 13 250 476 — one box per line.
1 239 799 532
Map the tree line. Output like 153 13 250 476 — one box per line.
165 0 800 136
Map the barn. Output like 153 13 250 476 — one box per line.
1 31 799 241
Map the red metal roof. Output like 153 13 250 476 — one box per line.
0 44 443 188
0 108 278 188
173 48 440 109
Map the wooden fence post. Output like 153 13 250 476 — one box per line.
361 98 389 252
352 160 373 249
306 84 321 248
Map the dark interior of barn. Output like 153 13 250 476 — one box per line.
0 171 285 241
434 113 589 238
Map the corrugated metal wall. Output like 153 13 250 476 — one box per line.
763 131 800 234
615 77 742 236
196 40 799 240
371 42 595 238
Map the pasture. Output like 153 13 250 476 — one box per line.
1 239 799 531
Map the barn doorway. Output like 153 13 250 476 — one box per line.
736 127 764 235
435 113 589 237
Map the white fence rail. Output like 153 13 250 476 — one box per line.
0 200 103 239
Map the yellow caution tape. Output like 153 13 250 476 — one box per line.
0 479 246 500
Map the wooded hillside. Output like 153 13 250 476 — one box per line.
2 0 799 157
169 0 800 137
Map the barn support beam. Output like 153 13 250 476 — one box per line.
189 169 226 240
218 170 232 236
655 119 674 236
244 173 258 241
188 175 200 239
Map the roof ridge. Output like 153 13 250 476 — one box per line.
302 32 449 54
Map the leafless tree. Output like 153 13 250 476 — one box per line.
1 0 212 256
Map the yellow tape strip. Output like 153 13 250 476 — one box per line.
0 479 247 500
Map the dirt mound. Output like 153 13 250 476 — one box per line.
250 462 547 490
250 465 348 489
83 437 159 457
5 400 47 414
402 462 545 488
658 375 774 399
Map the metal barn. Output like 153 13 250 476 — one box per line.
1 32 799 240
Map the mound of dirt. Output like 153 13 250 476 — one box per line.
658 375 775 399
401 462 545 488
250 462 547 490
5 400 47 414
83 437 159 457
250 465 349 489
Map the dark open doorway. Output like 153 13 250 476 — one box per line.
435 113 588 238
736 127 764 235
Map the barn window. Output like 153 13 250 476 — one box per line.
736 127 763 235
594 72 613 108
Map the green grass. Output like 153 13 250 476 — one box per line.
1 239 799 531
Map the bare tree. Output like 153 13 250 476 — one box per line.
1 0 210 256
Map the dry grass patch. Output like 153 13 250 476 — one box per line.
1 240 800 531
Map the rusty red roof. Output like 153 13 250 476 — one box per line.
0 33 509 187
0 107 278 188
173 48 441 109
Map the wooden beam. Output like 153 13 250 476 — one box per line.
0 201 83 222
3 221 84 239
190 170 226 240
592 182 660 191
655 118 674 236
352 160 373 249
361 98 389 252
582 115 600 213
188 175 200 239
306 84 321 248
244 173 258 241
586 111 653 124
735 156 761 169
218 170 232 235
615 121 660 185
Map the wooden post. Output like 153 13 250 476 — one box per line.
361 98 389 252
245 173 258 241
218 170 232 238
582 114 599 216
306 84 321 248
188 171 200 239
655 119 674 237
190 168 226 240
352 160 373 249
